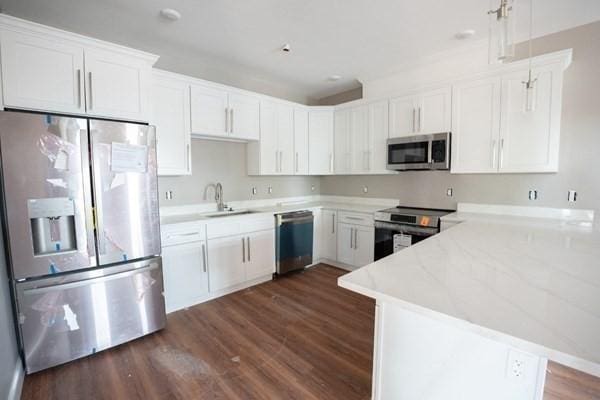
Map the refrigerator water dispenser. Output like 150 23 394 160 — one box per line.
28 198 77 255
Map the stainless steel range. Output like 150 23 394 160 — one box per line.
374 206 454 261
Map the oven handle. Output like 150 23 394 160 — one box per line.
374 221 438 236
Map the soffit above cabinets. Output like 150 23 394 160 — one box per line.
1 0 599 100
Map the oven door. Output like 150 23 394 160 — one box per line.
374 221 438 261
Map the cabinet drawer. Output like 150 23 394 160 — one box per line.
161 223 205 246
206 215 274 239
338 211 373 227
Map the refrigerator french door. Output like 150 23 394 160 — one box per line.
0 111 165 373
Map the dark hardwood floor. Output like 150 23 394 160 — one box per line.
21 264 375 400
19 263 600 400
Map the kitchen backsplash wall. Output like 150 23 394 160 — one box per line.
323 22 600 215
158 140 320 207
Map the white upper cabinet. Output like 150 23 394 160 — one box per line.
451 52 569 174
334 109 352 173
190 84 229 137
451 77 502 174
84 48 152 121
368 100 391 174
389 87 451 138
308 109 335 175
351 106 369 173
190 83 260 141
294 108 310 175
0 30 85 114
247 100 294 175
499 65 561 173
151 71 192 176
0 17 157 121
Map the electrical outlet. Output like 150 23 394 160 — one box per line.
446 188 453 197
251 187 257 195
363 186 368 194
268 186 273 194
165 190 173 200
528 190 538 201
505 349 537 383
568 190 577 202
311 185 315 192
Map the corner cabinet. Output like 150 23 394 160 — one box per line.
190 83 260 141
0 19 157 122
451 51 571 174
151 70 192 176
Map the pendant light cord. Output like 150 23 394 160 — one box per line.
527 0 534 82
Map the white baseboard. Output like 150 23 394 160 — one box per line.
7 359 24 400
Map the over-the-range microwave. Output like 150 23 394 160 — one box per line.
386 132 451 171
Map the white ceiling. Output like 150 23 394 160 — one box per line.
2 0 600 101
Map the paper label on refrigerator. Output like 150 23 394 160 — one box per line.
393 233 412 253
111 142 148 173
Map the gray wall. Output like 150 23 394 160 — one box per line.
318 86 363 105
0 224 19 399
322 22 600 214
158 140 320 207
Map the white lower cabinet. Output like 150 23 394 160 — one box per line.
320 209 337 261
337 223 374 268
245 229 276 280
207 235 248 292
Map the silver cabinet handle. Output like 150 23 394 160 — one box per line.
418 107 422 132
295 152 299 173
242 237 246 263
350 227 353 249
76 69 82 108
87 72 93 110
354 228 358 249
279 150 283 173
186 144 191 171
201 243 207 272
345 216 364 221
275 151 279 173
247 237 251 262
332 214 335 234
230 108 234 133
329 153 333 173
491 140 497 169
499 138 505 169
412 108 416 133
167 231 200 238
225 108 229 133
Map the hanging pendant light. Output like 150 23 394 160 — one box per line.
522 0 537 112
488 0 515 63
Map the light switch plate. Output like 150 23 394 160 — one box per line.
165 190 173 200
363 186 368 194
446 188 453 197
251 187 257 195
268 186 273 194
528 190 538 201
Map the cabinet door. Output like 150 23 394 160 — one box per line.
337 223 355 265
419 87 451 134
84 48 151 121
259 100 279 174
451 77 502 174
229 92 260 140
152 73 191 176
162 241 209 313
277 104 295 175
294 108 310 175
207 235 246 292
245 230 275 280
320 210 337 260
353 226 375 267
499 66 560 173
389 94 417 138
368 100 391 174
190 84 228 137
351 106 370 173
334 109 352 173
308 110 334 175
0 30 85 114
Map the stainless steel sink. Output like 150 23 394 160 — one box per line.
204 209 257 218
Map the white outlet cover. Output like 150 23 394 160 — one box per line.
505 349 539 383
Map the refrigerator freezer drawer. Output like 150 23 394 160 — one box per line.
16 257 166 373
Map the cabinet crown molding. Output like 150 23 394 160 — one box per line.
0 13 159 64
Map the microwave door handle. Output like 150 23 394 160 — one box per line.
428 141 433 164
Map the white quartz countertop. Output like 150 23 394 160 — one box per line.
160 201 386 226
339 216 600 377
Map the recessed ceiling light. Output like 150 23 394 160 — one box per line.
455 29 476 40
160 8 182 21
281 43 291 53
328 75 342 82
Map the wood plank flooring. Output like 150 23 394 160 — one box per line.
21 264 375 400
20 263 600 399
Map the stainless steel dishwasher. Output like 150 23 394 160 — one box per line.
275 210 314 275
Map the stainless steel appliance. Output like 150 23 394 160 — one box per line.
374 206 453 261
275 210 313 275
0 111 165 373
387 132 451 171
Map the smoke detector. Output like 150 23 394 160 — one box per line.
455 29 476 40
160 8 182 21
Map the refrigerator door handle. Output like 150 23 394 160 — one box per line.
23 263 160 295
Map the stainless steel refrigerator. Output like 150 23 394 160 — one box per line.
0 111 166 373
